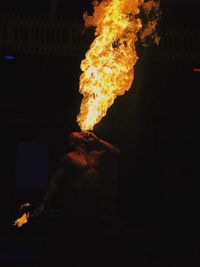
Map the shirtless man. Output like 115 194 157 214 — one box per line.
32 131 120 219
32 131 120 267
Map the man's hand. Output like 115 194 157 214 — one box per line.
84 131 100 142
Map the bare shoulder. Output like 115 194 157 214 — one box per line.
64 151 76 163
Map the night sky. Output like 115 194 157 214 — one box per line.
0 0 93 16
0 0 200 17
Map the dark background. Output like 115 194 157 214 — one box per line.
0 0 199 266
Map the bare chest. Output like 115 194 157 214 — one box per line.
67 151 99 170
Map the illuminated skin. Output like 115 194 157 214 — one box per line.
32 131 120 217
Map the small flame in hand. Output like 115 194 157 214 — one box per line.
13 212 30 228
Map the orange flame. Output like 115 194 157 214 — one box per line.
13 212 29 228
77 0 160 131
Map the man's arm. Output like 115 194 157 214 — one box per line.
98 138 120 155
84 132 120 155
41 166 66 204
32 156 68 217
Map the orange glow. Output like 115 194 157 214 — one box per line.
193 68 200 72
13 212 29 228
77 0 160 131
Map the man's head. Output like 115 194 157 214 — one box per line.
68 132 86 148
68 131 99 150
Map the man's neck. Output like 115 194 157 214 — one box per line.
77 144 88 154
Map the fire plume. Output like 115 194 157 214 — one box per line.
77 0 160 131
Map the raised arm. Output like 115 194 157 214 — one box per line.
84 132 120 155
98 138 120 155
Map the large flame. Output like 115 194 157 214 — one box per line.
77 0 160 131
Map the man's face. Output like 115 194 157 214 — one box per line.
69 132 87 147
71 132 83 140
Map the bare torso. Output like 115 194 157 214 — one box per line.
66 150 103 189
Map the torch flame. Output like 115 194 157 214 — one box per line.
13 202 31 228
77 0 160 131
13 212 29 228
